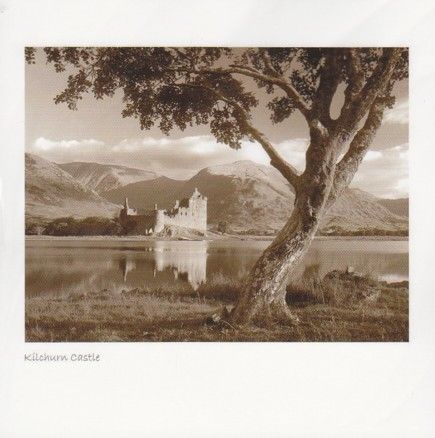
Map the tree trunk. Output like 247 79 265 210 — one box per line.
230 130 337 326
229 202 320 326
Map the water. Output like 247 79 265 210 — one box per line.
25 238 408 298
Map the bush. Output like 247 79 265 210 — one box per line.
25 222 45 235
196 272 242 302
43 217 122 236
286 270 382 307
317 227 408 237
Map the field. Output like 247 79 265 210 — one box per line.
26 270 408 342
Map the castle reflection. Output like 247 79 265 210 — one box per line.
119 241 208 290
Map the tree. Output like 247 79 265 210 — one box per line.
26 47 408 325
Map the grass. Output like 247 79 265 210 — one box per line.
25 271 408 342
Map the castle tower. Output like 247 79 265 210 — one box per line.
120 197 128 220
154 208 165 233
187 188 207 232
121 197 137 218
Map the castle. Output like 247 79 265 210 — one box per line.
119 188 207 235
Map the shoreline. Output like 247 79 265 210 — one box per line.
25 234 409 242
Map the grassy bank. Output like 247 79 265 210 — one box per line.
26 271 408 342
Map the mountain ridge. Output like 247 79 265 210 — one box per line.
58 161 159 193
26 153 120 223
26 154 408 234
102 159 408 234
376 198 409 218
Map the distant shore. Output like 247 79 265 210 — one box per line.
25 234 409 242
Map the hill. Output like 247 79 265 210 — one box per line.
26 153 119 224
376 198 409 218
58 161 158 193
102 176 186 213
103 160 408 234
323 189 407 234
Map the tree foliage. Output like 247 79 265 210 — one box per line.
26 47 407 159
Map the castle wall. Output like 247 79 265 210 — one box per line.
163 191 207 232
154 209 165 234
119 189 207 235
120 213 156 235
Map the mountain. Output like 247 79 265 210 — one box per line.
102 176 186 212
26 153 120 223
323 189 408 234
103 160 408 234
58 161 158 193
376 198 409 218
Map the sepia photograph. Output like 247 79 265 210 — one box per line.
24 47 409 342
3 1 435 437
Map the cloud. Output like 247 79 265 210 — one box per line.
33 137 105 151
275 140 408 198
364 150 383 161
29 134 310 179
122 135 310 177
27 135 408 198
350 143 409 198
274 138 309 171
384 100 409 125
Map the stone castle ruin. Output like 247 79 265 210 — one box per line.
119 188 207 235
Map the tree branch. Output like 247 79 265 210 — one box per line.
172 81 301 189
173 64 311 120
337 48 401 136
345 48 365 99
259 48 278 76
228 64 261 74
327 97 387 207
311 49 341 125
243 124 301 190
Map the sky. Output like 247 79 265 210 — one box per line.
25 50 409 199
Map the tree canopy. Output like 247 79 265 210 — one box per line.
25 47 408 192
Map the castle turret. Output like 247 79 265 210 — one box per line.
121 197 137 217
184 188 207 233
120 197 128 220
154 208 165 233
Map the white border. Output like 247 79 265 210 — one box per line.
1 1 435 437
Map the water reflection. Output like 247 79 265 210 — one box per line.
299 240 409 282
25 238 408 298
119 241 207 290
